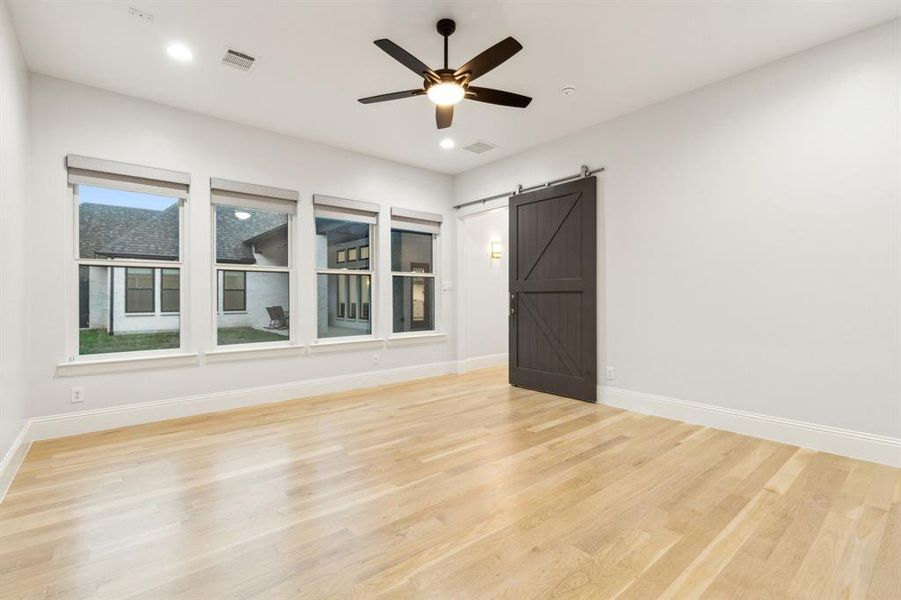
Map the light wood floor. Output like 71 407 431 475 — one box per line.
1 368 899 599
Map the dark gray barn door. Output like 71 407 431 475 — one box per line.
509 177 597 402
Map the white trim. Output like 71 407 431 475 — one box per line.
204 344 306 362
309 336 385 351
457 353 508 372
386 332 448 346
0 422 32 503
599 386 901 468
30 360 458 442
57 352 199 376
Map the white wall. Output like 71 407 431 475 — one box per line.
454 20 901 439
27 74 454 418
458 208 509 362
0 1 30 460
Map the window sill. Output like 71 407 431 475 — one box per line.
124 312 156 317
57 352 199 376
386 332 448 346
205 344 305 362
309 337 385 352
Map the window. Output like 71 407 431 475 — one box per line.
125 268 155 313
390 208 442 334
161 269 180 313
221 271 246 312
211 179 297 348
313 195 378 340
69 154 188 358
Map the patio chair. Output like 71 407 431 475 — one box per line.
266 306 289 330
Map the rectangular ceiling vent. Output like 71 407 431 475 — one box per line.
222 49 256 72
462 140 498 155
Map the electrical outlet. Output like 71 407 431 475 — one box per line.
71 387 85 404
605 367 615 381
372 354 380 366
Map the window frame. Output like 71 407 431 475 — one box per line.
390 227 440 336
313 217 378 343
124 267 156 314
68 180 189 363
211 197 297 350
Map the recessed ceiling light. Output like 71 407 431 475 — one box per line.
166 42 193 62
439 138 455 149
560 86 576 96
234 210 251 220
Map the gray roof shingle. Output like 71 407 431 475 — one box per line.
79 203 287 263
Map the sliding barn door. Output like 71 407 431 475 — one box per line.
509 177 597 402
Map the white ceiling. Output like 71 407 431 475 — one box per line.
9 1 901 174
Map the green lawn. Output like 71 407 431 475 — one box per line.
79 328 180 355
80 326 286 354
217 326 287 345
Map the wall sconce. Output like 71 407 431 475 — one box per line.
490 241 503 259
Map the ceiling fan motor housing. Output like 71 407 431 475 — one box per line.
437 19 456 37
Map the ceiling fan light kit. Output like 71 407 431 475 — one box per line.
358 18 532 129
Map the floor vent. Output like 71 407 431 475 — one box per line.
462 140 498 154
222 49 256 71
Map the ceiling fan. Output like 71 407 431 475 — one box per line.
358 19 532 129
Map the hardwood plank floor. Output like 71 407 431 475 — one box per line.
1 367 899 599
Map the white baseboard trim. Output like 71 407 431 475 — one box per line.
599 386 901 467
458 353 508 373
28 360 458 443
0 421 33 503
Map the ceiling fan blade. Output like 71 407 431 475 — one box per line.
373 39 439 81
358 89 425 104
436 104 454 129
454 37 522 82
467 87 532 108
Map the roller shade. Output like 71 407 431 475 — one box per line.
313 194 379 224
67 154 190 199
210 178 298 213
390 206 442 234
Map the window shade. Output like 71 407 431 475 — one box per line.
210 178 298 213
67 155 190 199
313 194 379 224
390 207 442 234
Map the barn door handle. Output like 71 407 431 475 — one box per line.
510 293 516 316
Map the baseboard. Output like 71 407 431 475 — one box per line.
29 360 458 442
599 386 901 467
458 353 508 372
0 421 33 502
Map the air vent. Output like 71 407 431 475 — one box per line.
222 49 256 72
462 140 498 155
